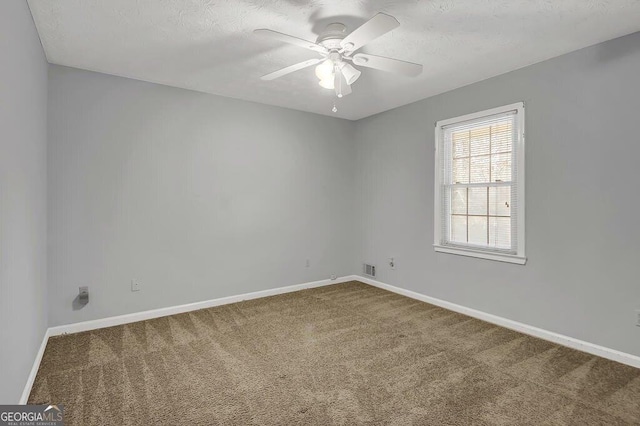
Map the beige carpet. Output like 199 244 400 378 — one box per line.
29 281 640 425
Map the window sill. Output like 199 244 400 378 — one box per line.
434 244 527 265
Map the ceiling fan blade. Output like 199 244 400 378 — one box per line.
254 29 327 54
260 58 324 81
340 13 400 54
334 69 352 98
352 53 423 77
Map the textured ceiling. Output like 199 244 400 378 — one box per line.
28 0 640 120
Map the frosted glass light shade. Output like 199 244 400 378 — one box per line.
340 63 361 85
315 60 334 81
319 78 335 90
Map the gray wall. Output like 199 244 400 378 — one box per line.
0 1 49 403
47 65 356 327
354 32 640 357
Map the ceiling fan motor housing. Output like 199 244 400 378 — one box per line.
317 23 347 50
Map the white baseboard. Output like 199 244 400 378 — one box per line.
356 275 640 369
48 275 355 337
19 328 51 404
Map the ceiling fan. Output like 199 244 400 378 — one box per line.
254 13 423 98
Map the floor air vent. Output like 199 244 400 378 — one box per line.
363 263 376 277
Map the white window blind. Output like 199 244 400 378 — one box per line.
434 103 525 264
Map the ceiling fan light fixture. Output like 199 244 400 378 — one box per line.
315 59 334 81
319 78 335 90
339 63 362 85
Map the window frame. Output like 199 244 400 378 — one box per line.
433 102 526 265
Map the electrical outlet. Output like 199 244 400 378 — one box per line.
389 257 396 270
305 259 310 268
636 310 640 327
78 286 89 304
131 280 140 292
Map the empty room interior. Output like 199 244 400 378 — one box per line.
2 0 640 424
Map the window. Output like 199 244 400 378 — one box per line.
434 102 525 264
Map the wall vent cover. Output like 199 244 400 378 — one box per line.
363 263 376 277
